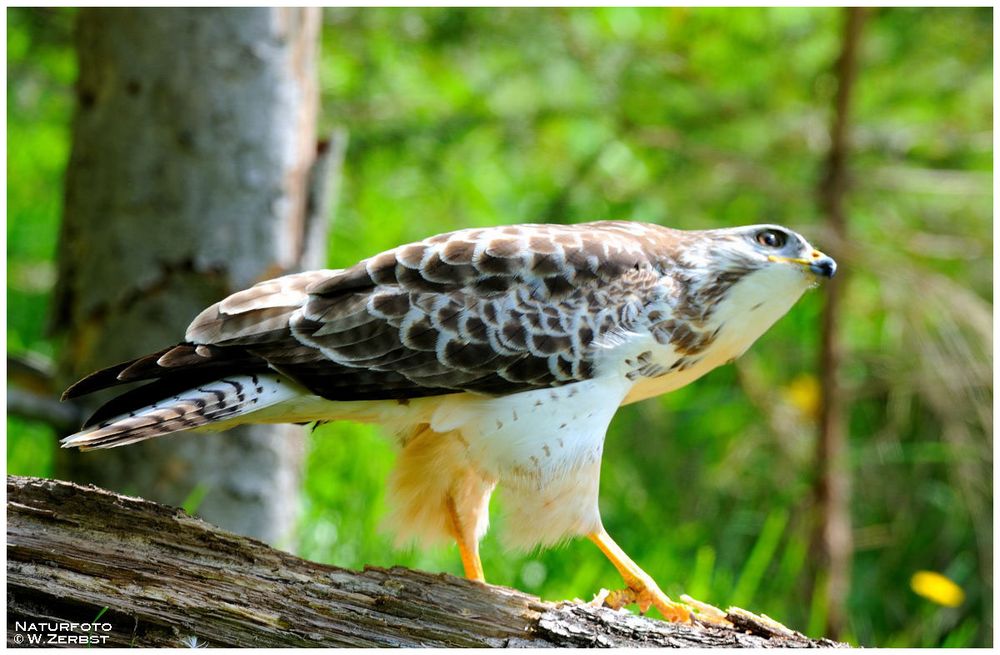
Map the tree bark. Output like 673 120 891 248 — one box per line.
813 6 866 640
51 7 324 544
7 476 847 648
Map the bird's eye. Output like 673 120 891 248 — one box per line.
755 229 787 249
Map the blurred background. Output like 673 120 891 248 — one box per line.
7 7 992 647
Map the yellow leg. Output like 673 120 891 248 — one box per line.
588 528 691 622
446 495 484 582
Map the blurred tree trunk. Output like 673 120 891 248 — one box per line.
52 7 325 545
813 6 866 640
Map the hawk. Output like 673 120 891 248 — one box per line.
61 220 835 622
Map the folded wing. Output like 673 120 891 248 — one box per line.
66 223 662 427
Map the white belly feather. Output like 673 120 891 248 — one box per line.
429 377 631 548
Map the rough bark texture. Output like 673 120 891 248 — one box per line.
51 8 324 544
813 7 866 640
7 476 847 648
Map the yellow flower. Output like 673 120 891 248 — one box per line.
784 373 821 420
910 571 964 607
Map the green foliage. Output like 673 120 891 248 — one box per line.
7 8 75 477
6 417 57 477
7 7 992 647
7 8 74 358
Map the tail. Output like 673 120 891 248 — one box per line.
60 373 301 450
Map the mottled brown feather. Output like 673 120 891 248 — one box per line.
67 222 738 409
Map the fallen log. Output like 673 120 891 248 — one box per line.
7 476 845 648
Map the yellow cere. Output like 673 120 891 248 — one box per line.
910 571 965 607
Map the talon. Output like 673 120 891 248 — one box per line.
624 581 689 622
589 588 611 607
648 592 692 623
609 588 637 611
591 587 635 611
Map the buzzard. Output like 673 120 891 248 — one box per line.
61 221 835 622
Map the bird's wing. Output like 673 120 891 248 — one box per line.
186 223 661 401
65 223 668 411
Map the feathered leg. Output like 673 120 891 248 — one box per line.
385 424 496 580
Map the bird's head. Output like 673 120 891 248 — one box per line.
667 223 837 343
689 223 836 286
734 224 836 279
667 225 837 354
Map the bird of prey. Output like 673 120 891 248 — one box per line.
61 220 835 622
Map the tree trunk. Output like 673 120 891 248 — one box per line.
813 7 866 640
7 476 847 648
51 7 325 544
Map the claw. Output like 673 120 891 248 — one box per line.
589 588 612 608
610 588 639 612
590 587 638 612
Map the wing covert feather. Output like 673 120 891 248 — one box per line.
183 222 672 401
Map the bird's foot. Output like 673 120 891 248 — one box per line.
585 530 730 626
591 578 691 623
590 585 732 627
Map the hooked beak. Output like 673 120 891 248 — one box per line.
768 250 837 278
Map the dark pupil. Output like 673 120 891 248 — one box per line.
758 230 783 248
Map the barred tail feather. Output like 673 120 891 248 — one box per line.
60 374 301 451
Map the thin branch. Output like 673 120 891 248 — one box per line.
813 6 867 640
298 129 349 271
